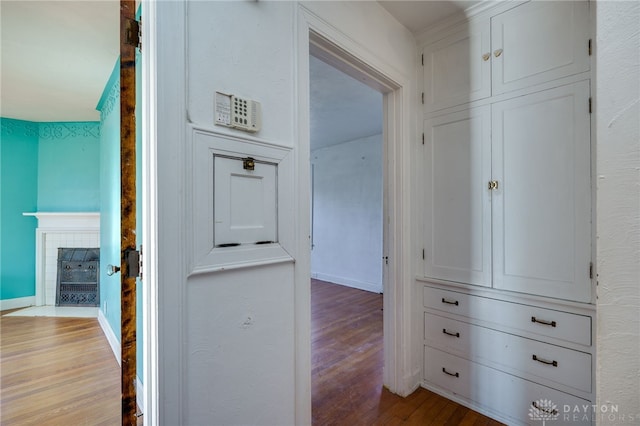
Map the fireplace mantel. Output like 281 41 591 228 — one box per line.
23 212 100 306
23 212 100 229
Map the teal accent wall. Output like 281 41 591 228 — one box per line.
97 54 144 383
0 118 100 302
0 119 39 300
97 60 122 342
38 123 101 211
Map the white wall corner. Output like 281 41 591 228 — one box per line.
0 296 35 311
595 0 640 420
137 375 144 414
98 308 121 365
97 309 145 413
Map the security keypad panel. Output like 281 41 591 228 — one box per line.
215 92 262 133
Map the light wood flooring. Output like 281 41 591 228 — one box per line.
312 279 504 425
1 282 502 425
0 311 136 425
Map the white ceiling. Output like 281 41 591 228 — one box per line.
0 1 119 122
379 0 481 33
0 1 477 128
310 55 383 151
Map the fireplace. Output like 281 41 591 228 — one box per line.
23 212 100 306
56 248 100 306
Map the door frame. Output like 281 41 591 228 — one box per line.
296 6 415 422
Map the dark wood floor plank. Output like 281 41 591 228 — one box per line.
311 279 503 425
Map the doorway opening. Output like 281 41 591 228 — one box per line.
308 35 390 422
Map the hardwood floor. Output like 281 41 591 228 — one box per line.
311 279 503 426
0 311 140 425
2 282 502 425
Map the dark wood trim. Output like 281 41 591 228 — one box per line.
120 0 138 424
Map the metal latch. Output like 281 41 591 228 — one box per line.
125 18 141 50
125 246 142 279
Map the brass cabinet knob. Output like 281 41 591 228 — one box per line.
494 48 503 58
482 53 491 61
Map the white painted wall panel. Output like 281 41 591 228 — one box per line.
152 1 418 423
595 0 640 420
187 1 295 144
311 134 383 293
185 266 295 426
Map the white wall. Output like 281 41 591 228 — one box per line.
311 134 383 293
595 1 640 420
154 1 416 424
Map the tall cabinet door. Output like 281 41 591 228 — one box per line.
491 0 590 95
424 106 492 287
492 81 591 302
423 20 491 112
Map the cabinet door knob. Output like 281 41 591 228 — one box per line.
494 48 503 58
482 52 491 61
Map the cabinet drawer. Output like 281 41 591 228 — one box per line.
425 312 591 393
424 346 592 425
423 286 592 346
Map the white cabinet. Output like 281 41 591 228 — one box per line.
424 346 593 425
492 81 592 302
422 81 591 301
419 1 594 424
422 0 590 112
491 0 590 95
423 20 491 112
422 286 594 425
423 106 492 287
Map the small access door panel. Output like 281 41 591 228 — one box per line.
213 155 277 247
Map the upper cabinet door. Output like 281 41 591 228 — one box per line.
423 20 491 112
491 1 590 95
492 81 591 302
423 106 492 287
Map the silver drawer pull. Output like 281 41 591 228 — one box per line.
441 297 459 306
442 367 459 378
532 401 558 416
442 328 460 338
532 354 558 367
531 316 556 327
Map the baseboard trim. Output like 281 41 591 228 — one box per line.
136 374 144 414
0 296 35 311
311 272 382 293
98 309 121 364
97 309 144 412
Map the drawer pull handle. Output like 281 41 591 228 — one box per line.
441 298 459 306
531 316 556 327
532 401 558 416
532 354 558 367
442 328 460 338
442 368 459 378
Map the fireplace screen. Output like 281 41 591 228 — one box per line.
56 248 100 307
